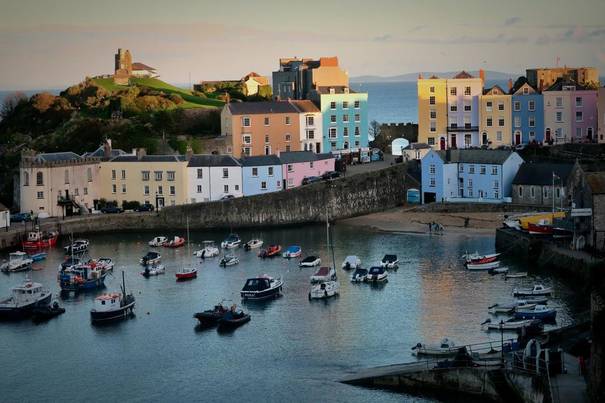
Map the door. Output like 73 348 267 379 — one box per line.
439 137 446 150
65 189 69 200
316 143 321 153
515 131 521 145
156 197 165 209
482 132 488 146
545 128 551 143
450 134 457 149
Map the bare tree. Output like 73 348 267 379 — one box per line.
369 119 381 140
1 91 27 119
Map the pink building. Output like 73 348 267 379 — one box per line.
280 151 335 188
571 89 598 143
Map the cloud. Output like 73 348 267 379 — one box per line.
535 26 605 44
373 34 392 42
408 25 425 33
504 17 521 26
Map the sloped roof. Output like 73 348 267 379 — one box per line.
35 152 81 162
405 143 431 150
545 78 589 92
110 155 185 163
512 163 574 186
290 100 320 113
586 172 605 194
279 151 333 164
187 155 240 167
512 82 538 95
436 149 516 164
82 146 127 158
132 62 156 71
483 85 506 95
240 155 281 167
453 71 474 79
227 101 298 115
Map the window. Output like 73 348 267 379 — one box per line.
242 116 251 127
268 167 274 176
64 169 69 184
167 171 175 181
111 170 116 180
528 100 535 111
112 184 117 194
450 104 457 112
264 145 271 155
467 178 473 187
556 188 561 198
144 185 150 195
261 181 267 190
543 187 549 198
493 180 499 189
264 117 270 126
223 185 229 193
496 131 503 141
430 86 435 93
170 186 175 196
529 116 535 127
430 121 436 132
576 111 583 122
37 191 44 199
83 187 88 195
330 142 337 149
252 168 258 177
427 164 435 175
330 115 336 123
480 165 486 175
354 100 360 108
342 114 349 123
529 131 535 140
23 172 29 186
264 135 269 144
576 127 582 137
486 101 493 112
329 128 337 138
468 165 475 174
429 96 435 105
499 118 505 127
513 101 521 111
154 171 162 181
429 177 436 187
354 126 360 136
428 137 435 146
464 86 471 96
556 97 563 107
464 104 471 111
122 184 126 194
355 114 360 122
343 127 349 137
459 164 464 173
158 186 163 195
330 101 336 109
464 134 472 147
87 167 92 182
142 171 150 181
576 97 583 107
556 112 562 122
307 130 315 139
121 170 126 180
287 164 293 172
518 186 523 197
243 135 251 144
450 87 457 96
285 116 291 125
498 103 504 111
310 161 314 169
486 117 493 127
514 116 521 128
430 110 436 119
197 185 202 193
343 101 348 109
530 186 535 198
523 86 529 95
285 134 291 142
306 116 314 126
222 168 229 178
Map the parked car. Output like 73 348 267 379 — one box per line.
101 205 123 214
10 212 32 222
321 171 341 181
302 176 322 185
220 194 235 201
135 203 154 212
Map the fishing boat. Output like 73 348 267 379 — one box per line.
29 252 47 262
221 234 241 249
243 239 263 251
310 267 336 283
365 266 388 283
488 301 537 314
341 255 361 270
22 230 59 249
193 241 220 258
466 260 501 271
90 272 135 324
505 272 528 279
59 256 81 271
193 303 229 327
381 254 399 269
299 255 321 267
481 318 541 331
165 236 185 248
462 251 500 264
219 254 239 267
489 266 509 275
175 267 197 280
309 281 340 300
140 251 161 265
240 275 283 301
514 305 557 321
0 278 52 319
59 262 109 292
32 301 65 322
217 305 251 331
258 245 281 258
1 251 34 273
513 284 553 297
148 236 168 247
351 268 369 283
96 257 114 272
141 264 165 277
64 239 89 254
411 338 458 357
282 245 302 258
527 221 554 236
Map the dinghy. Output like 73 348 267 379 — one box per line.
299 256 321 267
148 236 168 247
351 268 368 283
411 338 458 357
505 272 528 279
141 264 165 277
513 284 553 297
341 256 361 270
221 234 241 249
219 254 239 267
282 245 302 258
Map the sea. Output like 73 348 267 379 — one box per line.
0 225 583 402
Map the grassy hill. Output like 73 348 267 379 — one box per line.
91 77 224 109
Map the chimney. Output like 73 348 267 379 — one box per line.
479 69 485 84
539 79 544 92
136 148 147 160
508 78 513 92
103 138 112 159
185 146 193 161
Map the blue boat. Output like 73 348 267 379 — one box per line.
282 245 302 258
29 252 47 262
59 264 108 292
513 305 557 321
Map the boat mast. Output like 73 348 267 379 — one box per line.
121 270 126 295
326 207 336 273
187 216 191 256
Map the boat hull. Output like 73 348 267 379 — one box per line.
176 271 197 280
241 285 282 301
514 310 556 321
217 314 251 331
59 273 107 292
0 292 52 320
466 261 500 270
22 235 58 249
91 300 135 323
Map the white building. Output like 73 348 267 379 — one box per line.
446 71 483 149
186 155 243 203
0 203 9 230
291 100 323 153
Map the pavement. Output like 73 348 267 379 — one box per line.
550 353 588 403
344 154 398 176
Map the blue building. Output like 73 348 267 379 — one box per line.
311 87 369 153
511 82 544 145
421 149 524 203
240 155 283 196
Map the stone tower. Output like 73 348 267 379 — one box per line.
113 48 133 85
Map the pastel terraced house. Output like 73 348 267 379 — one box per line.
417 75 448 149
186 155 242 202
511 82 544 144
241 155 283 196
479 85 511 147
280 151 335 189
446 71 483 149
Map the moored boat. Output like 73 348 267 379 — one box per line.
299 255 321 267
165 236 185 248
259 245 281 258
282 245 302 258
64 239 89 254
552 227 573 238
221 234 241 249
505 272 528 279
1 251 34 273
193 303 229 327
219 254 239 267
514 305 556 321
22 230 59 249
29 252 48 262
148 236 168 247
0 278 52 320
176 267 197 280
489 266 509 275
412 338 457 357
32 301 65 322
381 254 399 269
513 284 553 297
341 255 361 270
59 256 81 271
217 305 251 331
466 260 500 270
482 318 541 331
527 222 553 236
240 275 283 301
310 266 336 283
488 300 537 314
351 268 368 283
243 239 263 251
140 251 161 266
193 240 220 258
90 272 135 324
141 264 165 277
365 266 388 283
309 280 340 300
59 262 108 292
462 251 500 264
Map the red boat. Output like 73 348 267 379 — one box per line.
175 267 197 280
463 252 500 264
165 236 185 248
259 245 281 258
22 230 59 249
527 223 553 236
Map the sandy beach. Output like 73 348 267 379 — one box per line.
339 207 505 236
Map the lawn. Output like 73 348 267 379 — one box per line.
91 77 127 92
131 77 224 108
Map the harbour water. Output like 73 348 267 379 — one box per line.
0 225 582 402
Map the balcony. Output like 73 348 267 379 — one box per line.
448 125 479 132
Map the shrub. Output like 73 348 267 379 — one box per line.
122 200 141 210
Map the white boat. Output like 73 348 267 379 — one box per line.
513 284 553 297
1 251 34 273
141 264 165 277
64 239 90 254
243 239 263 251
380 254 399 269
221 234 241 249
365 266 388 283
96 257 114 272
310 267 336 283
90 272 135 324
462 251 500 263
148 236 168 247
219 254 239 267
193 241 220 258
482 318 538 331
0 278 52 319
309 280 340 300
411 338 458 357
299 256 321 267
351 268 368 283
489 266 509 275
488 301 537 314
282 245 302 258
140 251 161 265
341 255 361 270
466 260 500 270
505 272 528 279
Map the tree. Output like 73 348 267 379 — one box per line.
0 92 27 119
369 120 381 140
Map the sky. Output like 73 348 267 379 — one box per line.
0 0 604 90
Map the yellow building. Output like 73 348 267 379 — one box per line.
99 150 188 209
479 85 512 147
417 76 447 148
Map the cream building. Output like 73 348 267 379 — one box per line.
599 87 605 143
479 85 512 148
417 76 448 148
